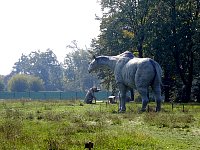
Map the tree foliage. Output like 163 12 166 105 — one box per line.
64 41 99 91
0 77 5 91
7 45 100 92
28 76 44 92
145 0 200 102
12 49 63 91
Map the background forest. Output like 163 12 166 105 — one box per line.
0 0 199 102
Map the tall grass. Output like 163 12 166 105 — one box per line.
0 100 199 149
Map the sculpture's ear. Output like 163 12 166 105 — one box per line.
92 55 96 59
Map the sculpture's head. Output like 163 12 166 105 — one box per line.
88 55 99 73
88 55 109 73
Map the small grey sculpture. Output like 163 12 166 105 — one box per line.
88 51 162 112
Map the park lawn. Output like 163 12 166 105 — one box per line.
0 99 199 150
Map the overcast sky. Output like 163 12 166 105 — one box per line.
0 0 101 75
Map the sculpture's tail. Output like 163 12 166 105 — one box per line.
150 59 163 86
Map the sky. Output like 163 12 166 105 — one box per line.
0 0 102 75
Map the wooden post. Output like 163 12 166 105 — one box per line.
183 104 185 112
99 103 101 112
29 91 31 98
60 92 62 100
75 92 77 101
172 103 174 111
147 105 150 112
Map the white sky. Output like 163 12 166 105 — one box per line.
0 0 101 75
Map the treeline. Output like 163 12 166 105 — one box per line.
0 41 99 92
91 0 200 102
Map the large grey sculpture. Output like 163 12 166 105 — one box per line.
88 51 162 112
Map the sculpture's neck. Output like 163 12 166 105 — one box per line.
101 56 118 72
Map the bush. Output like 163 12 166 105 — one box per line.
29 76 44 92
7 74 44 92
8 74 29 92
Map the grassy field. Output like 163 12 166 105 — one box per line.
0 99 199 150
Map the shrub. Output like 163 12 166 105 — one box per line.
8 74 29 92
7 74 44 92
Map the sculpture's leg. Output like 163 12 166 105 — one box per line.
118 91 122 111
118 84 127 112
153 85 162 112
138 87 149 112
130 88 134 101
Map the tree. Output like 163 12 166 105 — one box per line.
64 41 99 91
149 0 200 102
0 77 4 91
97 0 155 57
28 76 44 92
12 49 64 91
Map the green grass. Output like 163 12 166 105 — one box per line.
0 100 199 149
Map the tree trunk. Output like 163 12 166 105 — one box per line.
137 31 144 58
163 68 170 102
137 44 143 58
